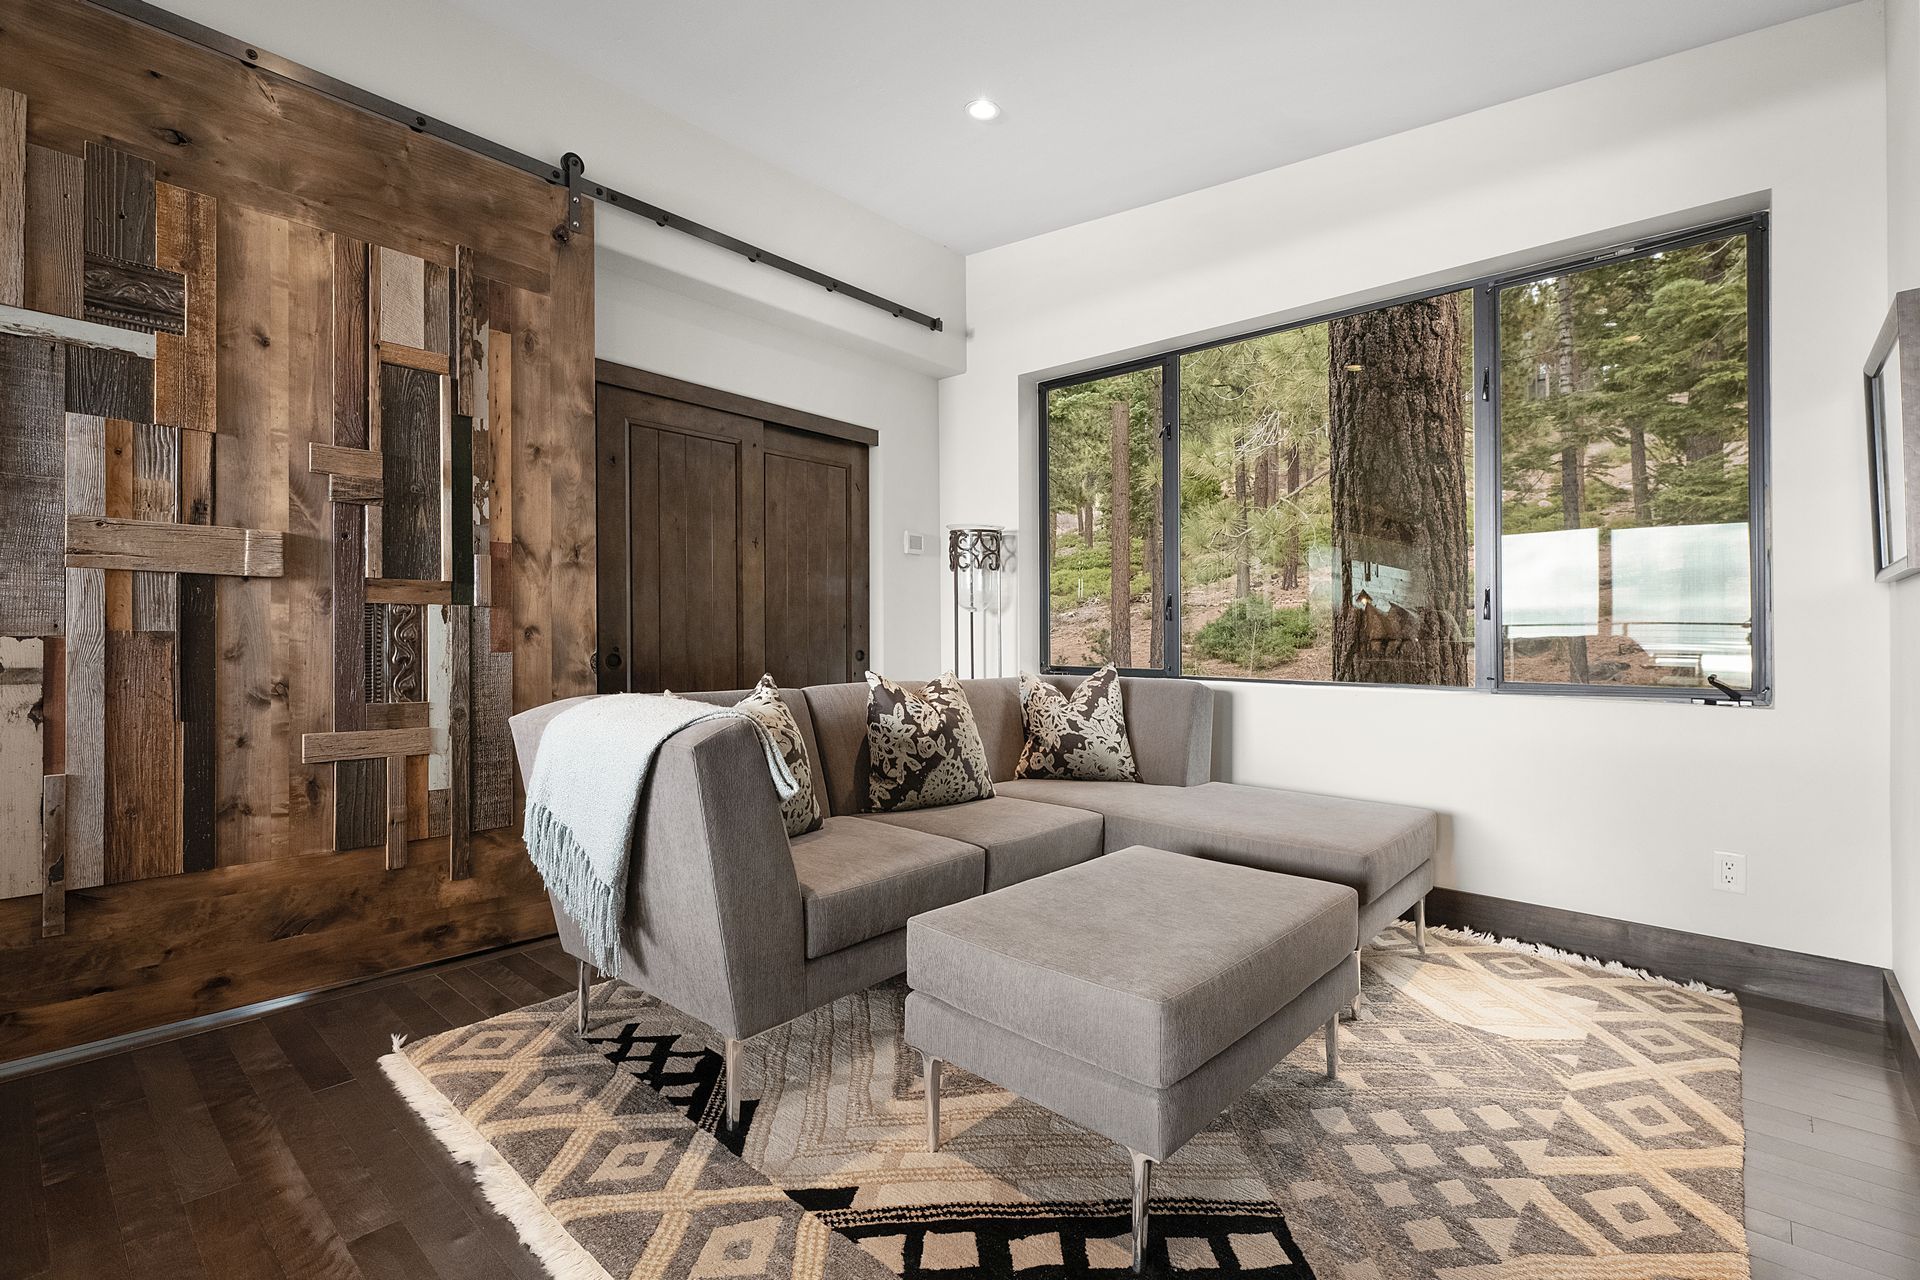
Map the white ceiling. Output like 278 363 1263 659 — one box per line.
443 0 1854 254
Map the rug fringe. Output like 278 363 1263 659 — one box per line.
379 1050 615 1280
1421 922 1738 1001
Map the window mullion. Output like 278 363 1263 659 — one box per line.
1162 353 1181 676
1474 281 1502 690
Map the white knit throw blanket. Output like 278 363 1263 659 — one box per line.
523 693 799 975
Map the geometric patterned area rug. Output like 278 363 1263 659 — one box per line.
382 923 1750 1280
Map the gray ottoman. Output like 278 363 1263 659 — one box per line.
904 845 1360 1273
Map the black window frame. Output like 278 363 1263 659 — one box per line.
1036 212 1772 704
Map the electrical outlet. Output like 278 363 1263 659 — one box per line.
1713 851 1746 894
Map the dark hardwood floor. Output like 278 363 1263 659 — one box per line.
0 939 1914 1279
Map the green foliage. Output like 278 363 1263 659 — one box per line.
1191 597 1315 669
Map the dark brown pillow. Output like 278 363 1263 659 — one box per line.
1015 667 1140 782
865 672 995 812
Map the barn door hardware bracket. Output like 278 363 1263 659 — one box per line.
86 0 945 333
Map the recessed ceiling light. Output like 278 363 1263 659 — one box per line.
965 97 1001 122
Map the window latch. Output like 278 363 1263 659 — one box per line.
1164 595 1174 622
1480 369 1491 402
1481 588 1491 622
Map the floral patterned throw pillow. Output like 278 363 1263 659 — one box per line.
865 672 996 812
1015 666 1140 782
731 676 823 838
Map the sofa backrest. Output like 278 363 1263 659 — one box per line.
804 675 1214 815
672 687 832 821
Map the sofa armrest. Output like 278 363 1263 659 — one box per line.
510 702 808 1039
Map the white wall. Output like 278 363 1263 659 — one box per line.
156 0 961 675
942 3 1893 965
1887 0 1920 991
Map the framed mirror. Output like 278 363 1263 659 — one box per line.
1867 289 1920 582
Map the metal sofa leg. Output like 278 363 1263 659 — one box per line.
724 1037 744 1129
1129 1148 1156 1273
575 959 592 1035
925 1054 943 1152
1416 895 1428 956
1326 1015 1339 1080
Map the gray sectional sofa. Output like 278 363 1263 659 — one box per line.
508 675 1438 1123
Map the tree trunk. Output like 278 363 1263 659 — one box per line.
1555 276 1590 684
1107 399 1133 668
1233 434 1251 600
1077 499 1092 547
1328 295 1472 686
1280 443 1302 590
1253 446 1274 509
1628 424 1651 524
1146 481 1163 668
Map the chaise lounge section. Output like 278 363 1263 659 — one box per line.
507 674 1439 1122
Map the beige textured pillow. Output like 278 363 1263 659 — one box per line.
1015 666 1140 782
864 671 995 812
734 676 822 837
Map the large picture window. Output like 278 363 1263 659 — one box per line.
1039 215 1769 702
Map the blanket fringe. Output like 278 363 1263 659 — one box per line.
1421 922 1737 1001
379 1050 615 1280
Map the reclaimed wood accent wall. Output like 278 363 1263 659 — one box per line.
0 0 595 1061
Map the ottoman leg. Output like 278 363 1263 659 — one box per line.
724 1037 744 1129
575 960 592 1035
1129 1149 1156 1273
925 1055 943 1152
1416 895 1428 956
1326 1015 1339 1080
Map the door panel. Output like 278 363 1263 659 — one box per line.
763 426 869 685
595 378 869 694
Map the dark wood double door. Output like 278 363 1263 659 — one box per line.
595 366 872 693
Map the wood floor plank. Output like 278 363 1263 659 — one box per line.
1748 1227 1897 1280
32 1063 129 1278
185 1183 288 1280
1748 1168 1920 1241
204 1092 368 1280
496 950 571 1000
403 975 486 1029
376 981 454 1041
0 1078 50 1280
264 1009 356 1095
92 1098 212 1280
347 1220 444 1280
223 1020 398 1244
464 957 548 1009
433 965 520 1019
129 1040 240 1201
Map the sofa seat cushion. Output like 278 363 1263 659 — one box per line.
855 796 1103 891
994 779 1435 904
789 817 984 959
907 846 1357 1088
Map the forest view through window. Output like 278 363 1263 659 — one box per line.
1040 217 1767 699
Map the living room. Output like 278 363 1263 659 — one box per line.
1 2 1917 1278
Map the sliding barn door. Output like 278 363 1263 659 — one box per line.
596 380 871 692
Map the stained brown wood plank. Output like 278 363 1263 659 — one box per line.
40 772 65 937
205 1091 369 1280
213 205 295 867
365 578 451 605
0 637 44 901
0 333 65 635
548 203 596 699
301 727 434 764
224 1019 398 1244
130 421 179 630
101 415 133 632
284 224 337 866
488 544 513 654
385 752 408 870
23 143 81 319
364 702 430 731
486 326 512 559
33 1061 130 1277
378 362 442 581
184 1182 289 1280
103 630 177 883
494 289 552 716
126 1037 240 1203
262 1010 354 1094
469 605 512 833
424 260 451 357
0 1077 50 1277
310 442 381 479
364 246 384 582
92 1097 212 1280
153 182 217 434
448 603 472 880
177 426 214 874
61 413 104 891
82 254 185 333
0 89 24 307
454 247 483 418
331 239 382 854
67 515 286 577
376 341 449 375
